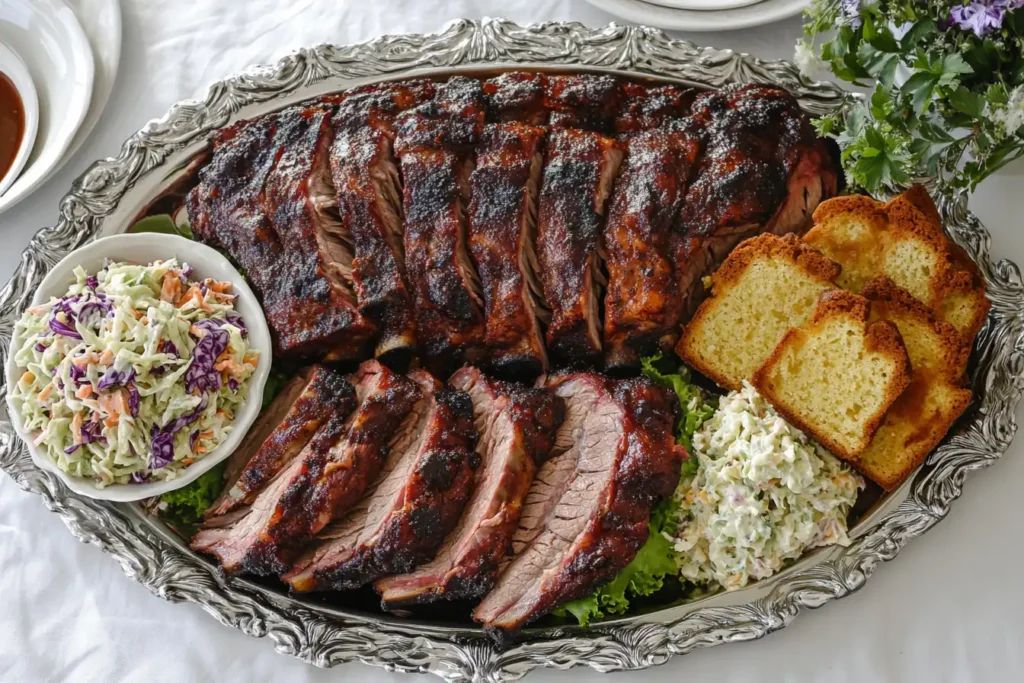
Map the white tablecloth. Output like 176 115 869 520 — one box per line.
2 2 1023 681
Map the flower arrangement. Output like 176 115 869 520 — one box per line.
800 1 1024 193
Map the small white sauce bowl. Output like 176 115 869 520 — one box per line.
0 41 39 197
4 233 273 502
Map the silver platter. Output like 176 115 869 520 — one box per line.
1 19 1022 681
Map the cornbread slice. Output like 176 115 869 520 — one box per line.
676 233 841 391
853 277 973 490
752 290 912 460
804 185 990 342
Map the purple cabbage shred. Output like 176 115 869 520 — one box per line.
185 321 228 394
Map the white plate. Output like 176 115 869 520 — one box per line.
0 0 94 214
61 0 122 168
0 41 38 196
585 0 809 31
4 233 273 502
641 0 764 10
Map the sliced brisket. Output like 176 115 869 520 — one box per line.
206 366 355 518
473 373 683 633
375 366 565 608
284 370 478 592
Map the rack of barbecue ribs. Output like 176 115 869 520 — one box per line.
186 72 836 635
187 73 836 376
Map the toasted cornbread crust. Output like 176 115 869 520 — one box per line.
752 290 912 460
677 234 840 391
804 185 990 342
856 276 973 489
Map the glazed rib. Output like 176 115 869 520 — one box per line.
187 104 376 360
284 370 478 592
206 366 356 518
483 72 547 125
192 361 422 575
614 82 694 136
467 122 550 378
543 74 620 132
680 84 838 269
329 83 435 364
395 77 487 374
602 127 701 371
535 129 623 364
376 367 565 608
474 373 683 633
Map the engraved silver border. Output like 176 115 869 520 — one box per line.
1 19 1021 681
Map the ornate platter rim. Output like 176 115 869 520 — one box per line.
1 18 1021 682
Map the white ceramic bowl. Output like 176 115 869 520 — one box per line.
4 233 272 502
0 41 39 196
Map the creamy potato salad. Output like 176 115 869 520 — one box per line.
671 382 863 591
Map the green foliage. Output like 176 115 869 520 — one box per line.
803 0 1024 192
159 462 227 529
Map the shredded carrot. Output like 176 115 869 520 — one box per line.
26 304 51 315
182 457 194 466
140 316 148 325
37 384 53 401
205 279 233 294
198 430 214 441
160 274 183 303
76 385 93 399
72 413 84 444
72 354 96 368
99 349 114 365
242 353 259 366
132 308 143 320
21 371 35 384
195 446 208 455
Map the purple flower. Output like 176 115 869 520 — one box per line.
840 0 862 28
952 0 1024 36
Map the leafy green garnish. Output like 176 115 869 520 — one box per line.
159 462 227 530
129 214 193 239
640 352 715 451
554 354 714 627
802 1 1024 193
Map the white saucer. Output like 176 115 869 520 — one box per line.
0 0 95 214
61 0 123 168
0 42 38 196
642 0 764 10
585 0 809 31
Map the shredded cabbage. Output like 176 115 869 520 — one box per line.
10 260 259 487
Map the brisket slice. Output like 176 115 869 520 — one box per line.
206 365 355 518
467 122 549 379
395 77 487 374
329 82 436 364
187 104 376 360
535 128 623 364
191 409 351 575
284 369 478 592
375 366 565 608
191 361 415 576
473 373 683 633
602 127 701 372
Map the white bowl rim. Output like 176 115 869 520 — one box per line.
4 233 272 502
0 41 40 197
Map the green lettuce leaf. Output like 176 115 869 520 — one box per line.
640 352 715 450
158 462 227 529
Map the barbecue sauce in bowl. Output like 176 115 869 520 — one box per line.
0 72 25 182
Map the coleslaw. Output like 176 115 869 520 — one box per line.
10 259 259 486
